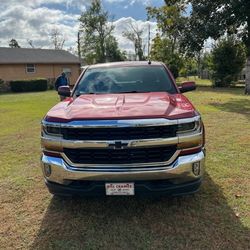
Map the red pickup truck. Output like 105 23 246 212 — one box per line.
41 61 205 197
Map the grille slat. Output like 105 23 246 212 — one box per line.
61 125 177 141
64 146 176 165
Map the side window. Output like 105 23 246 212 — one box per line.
26 64 36 73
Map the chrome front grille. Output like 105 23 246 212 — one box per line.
63 146 177 165
61 125 177 140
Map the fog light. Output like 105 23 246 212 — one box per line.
44 163 51 177
192 162 201 176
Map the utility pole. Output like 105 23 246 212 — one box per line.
77 32 81 61
147 24 151 59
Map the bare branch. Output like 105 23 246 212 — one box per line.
50 28 66 50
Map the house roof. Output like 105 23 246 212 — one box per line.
0 47 80 64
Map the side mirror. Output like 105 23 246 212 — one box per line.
58 86 71 97
179 81 196 93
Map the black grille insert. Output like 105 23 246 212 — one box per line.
63 146 177 165
61 125 177 140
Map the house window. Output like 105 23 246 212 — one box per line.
26 64 36 73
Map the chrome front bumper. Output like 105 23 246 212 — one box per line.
41 151 205 185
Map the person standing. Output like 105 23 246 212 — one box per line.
55 72 69 101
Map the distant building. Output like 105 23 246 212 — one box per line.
126 52 137 61
200 67 246 82
0 47 81 85
238 67 246 81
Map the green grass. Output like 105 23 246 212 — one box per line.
0 89 249 249
177 76 212 87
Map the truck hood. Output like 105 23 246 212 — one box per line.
45 92 197 122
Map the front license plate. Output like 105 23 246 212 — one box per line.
105 183 135 196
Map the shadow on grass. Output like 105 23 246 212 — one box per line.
210 98 250 120
31 174 250 250
196 86 246 96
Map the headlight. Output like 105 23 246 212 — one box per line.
177 118 201 134
42 124 62 136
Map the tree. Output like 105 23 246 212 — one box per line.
67 47 78 57
122 21 145 60
200 52 213 72
147 0 187 54
150 34 183 78
9 39 21 48
147 0 188 77
211 38 246 87
79 0 114 64
105 36 126 62
180 57 198 77
27 40 35 48
183 0 250 93
50 28 65 50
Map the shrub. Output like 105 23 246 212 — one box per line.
180 57 198 78
0 79 11 93
47 78 56 90
10 79 48 92
211 38 246 87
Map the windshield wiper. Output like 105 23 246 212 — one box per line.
75 92 95 97
75 91 152 96
115 91 151 94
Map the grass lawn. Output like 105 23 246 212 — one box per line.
177 76 212 87
0 89 249 249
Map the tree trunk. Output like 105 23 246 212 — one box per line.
245 57 250 94
245 15 250 94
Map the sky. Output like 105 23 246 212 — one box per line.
0 0 165 54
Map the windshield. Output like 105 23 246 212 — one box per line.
74 66 177 96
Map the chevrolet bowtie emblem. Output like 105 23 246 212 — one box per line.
109 141 128 149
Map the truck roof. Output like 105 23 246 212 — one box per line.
88 61 163 69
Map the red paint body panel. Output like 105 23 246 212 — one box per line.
45 92 197 122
